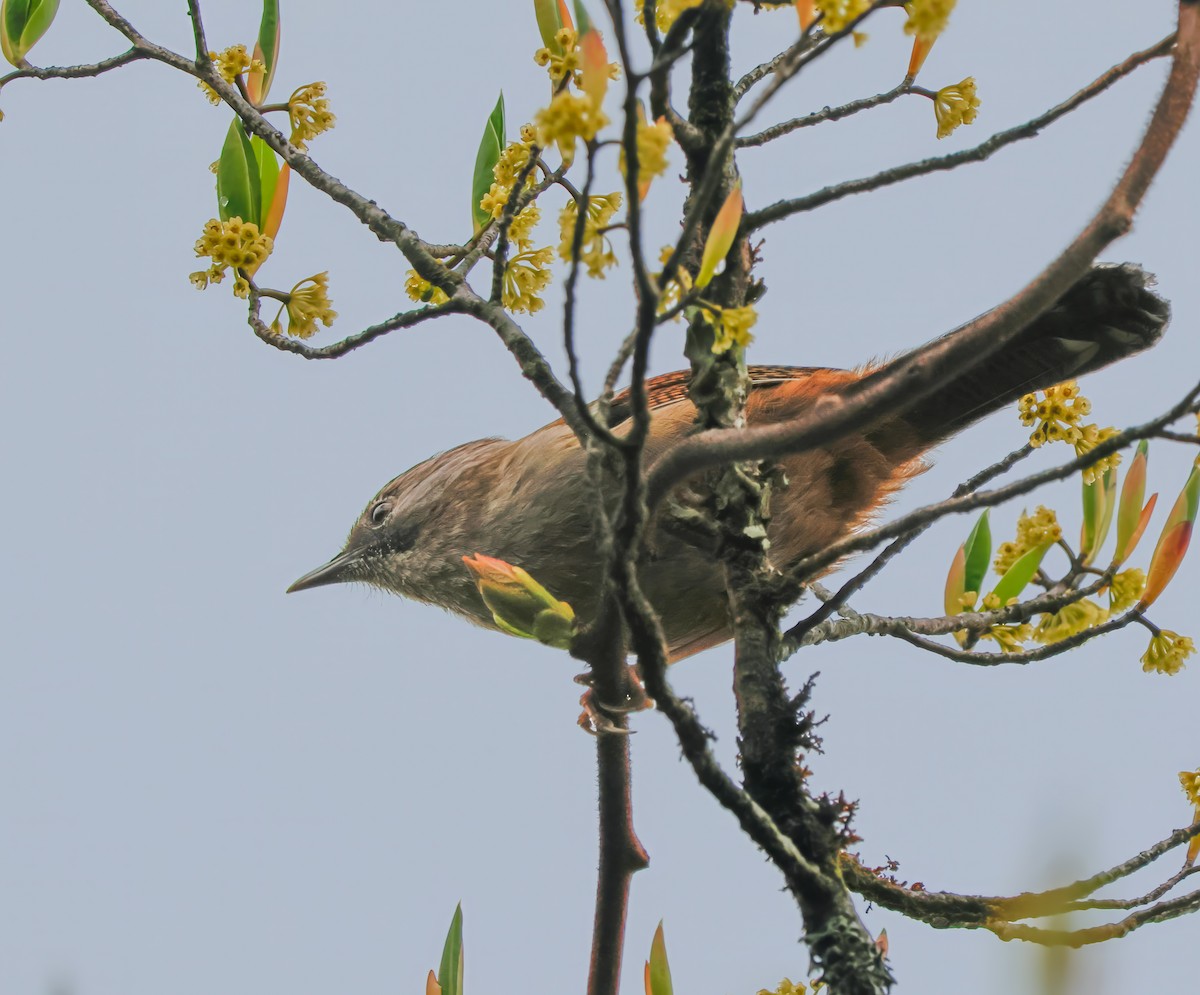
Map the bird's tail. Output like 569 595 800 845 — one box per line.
903 264 1170 442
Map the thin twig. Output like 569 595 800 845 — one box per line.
745 32 1175 231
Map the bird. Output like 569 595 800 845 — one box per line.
288 264 1169 661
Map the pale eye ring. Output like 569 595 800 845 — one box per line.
369 501 390 526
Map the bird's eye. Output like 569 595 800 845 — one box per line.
369 501 390 526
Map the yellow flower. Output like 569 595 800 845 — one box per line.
192 217 274 288
619 111 673 193
502 247 555 314
756 980 818 995
814 0 870 33
932 76 979 139
1073 423 1122 484
1032 598 1107 644
699 304 757 354
197 44 264 104
404 270 449 306
507 204 542 253
480 132 537 220
981 623 1033 654
1179 769 1200 809
1019 380 1090 447
904 0 956 41
288 82 335 150
282 272 337 339
535 90 609 166
558 192 623 278
534 28 580 86
1141 629 1194 675
1108 568 1146 613
993 506 1061 576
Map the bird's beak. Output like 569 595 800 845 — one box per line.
286 549 362 593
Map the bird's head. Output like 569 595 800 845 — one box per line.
287 438 509 619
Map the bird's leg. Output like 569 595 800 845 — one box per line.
574 667 652 735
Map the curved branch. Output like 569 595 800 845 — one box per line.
645 13 1198 512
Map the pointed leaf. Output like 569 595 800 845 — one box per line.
216 118 261 224
907 34 935 77
1115 441 1149 563
471 92 505 231
961 510 991 599
1119 493 1159 565
426 971 442 995
262 162 290 241
1140 521 1192 609
1140 463 1200 608
695 185 743 288
1080 468 1117 565
579 25 608 107
645 922 674 995
573 0 592 34
795 0 815 31
944 544 966 618
989 542 1052 608
247 0 280 104
557 0 575 32
2 0 59 66
534 0 565 52
437 904 464 995
251 136 280 228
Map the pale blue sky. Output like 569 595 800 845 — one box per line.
2 3 1197 994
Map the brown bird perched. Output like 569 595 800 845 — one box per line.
289 264 1169 660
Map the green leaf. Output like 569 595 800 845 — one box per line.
962 510 991 597
989 542 1051 607
534 0 565 52
249 0 280 103
573 0 592 34
437 904 464 995
216 119 261 224
2 0 59 66
646 921 674 995
471 92 505 232
251 136 280 229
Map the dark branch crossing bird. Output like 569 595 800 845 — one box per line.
289 264 1170 661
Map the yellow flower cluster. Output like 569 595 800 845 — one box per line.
1141 629 1194 675
502 247 555 314
1018 382 1120 484
287 82 335 150
190 217 274 290
507 204 542 252
1180 769 1200 809
933 77 979 139
993 506 1061 576
479 127 538 220
1108 568 1146 613
535 28 580 86
981 623 1033 654
404 270 450 306
620 112 673 191
1033 598 1107 645
558 192 623 278
272 272 337 339
700 304 757 354
1072 424 1122 484
815 0 871 33
198 45 264 104
535 91 609 167
904 0 956 41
